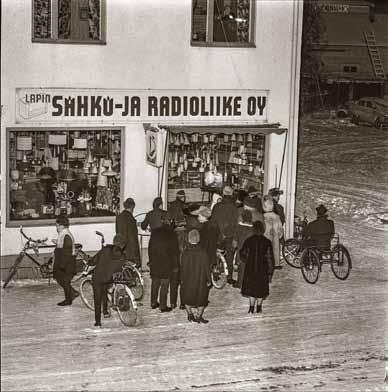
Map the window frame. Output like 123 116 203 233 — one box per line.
31 0 107 45
6 127 124 228
191 0 256 48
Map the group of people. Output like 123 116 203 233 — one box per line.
51 185 335 327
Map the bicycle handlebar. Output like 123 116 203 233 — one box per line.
19 226 48 245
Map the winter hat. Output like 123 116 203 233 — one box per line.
262 195 274 212
222 186 233 196
176 190 186 199
316 204 328 217
247 186 259 196
188 229 200 244
210 193 222 210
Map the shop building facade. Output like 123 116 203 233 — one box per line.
1 0 303 256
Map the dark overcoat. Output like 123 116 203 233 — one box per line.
305 217 335 250
53 235 76 278
89 245 126 284
149 226 179 279
240 234 274 299
199 221 220 266
181 244 211 307
211 196 238 239
115 209 141 264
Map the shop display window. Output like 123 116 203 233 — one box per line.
7 128 122 227
167 131 265 202
191 0 255 47
33 0 106 43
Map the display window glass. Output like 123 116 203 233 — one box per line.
191 0 255 47
7 128 122 226
32 0 106 44
167 131 265 202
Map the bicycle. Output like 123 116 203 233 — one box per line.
210 248 229 289
2 226 89 289
92 231 145 300
78 265 138 327
281 215 308 269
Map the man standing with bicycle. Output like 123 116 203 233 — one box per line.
53 216 78 306
88 234 127 327
116 198 141 269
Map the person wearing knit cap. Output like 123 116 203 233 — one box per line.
262 195 284 270
304 204 335 250
211 185 239 284
180 229 212 323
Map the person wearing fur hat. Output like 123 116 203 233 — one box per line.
88 234 128 327
304 204 335 250
262 195 284 269
209 192 223 211
193 205 220 267
181 229 212 323
211 185 239 284
240 221 274 314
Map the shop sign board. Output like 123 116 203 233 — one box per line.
15 88 269 124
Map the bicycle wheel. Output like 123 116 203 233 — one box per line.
3 253 24 289
331 244 352 280
74 250 90 277
114 284 137 326
282 239 302 268
211 253 227 289
301 248 320 284
79 277 95 311
122 266 144 300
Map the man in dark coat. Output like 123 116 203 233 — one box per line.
149 222 179 312
168 190 187 227
193 205 220 267
89 234 127 327
211 186 238 284
181 229 212 324
141 197 169 232
115 197 141 268
304 204 335 250
240 221 274 314
53 215 78 306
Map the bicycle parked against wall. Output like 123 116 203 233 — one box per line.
2 226 89 289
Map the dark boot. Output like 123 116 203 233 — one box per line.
256 304 262 313
248 306 254 313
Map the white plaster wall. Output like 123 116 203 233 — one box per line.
1 0 301 255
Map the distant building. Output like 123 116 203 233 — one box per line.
316 0 388 106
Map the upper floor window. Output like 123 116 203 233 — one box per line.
191 0 255 47
33 0 106 44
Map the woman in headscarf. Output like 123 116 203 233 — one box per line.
180 229 212 323
262 195 284 269
240 221 274 314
